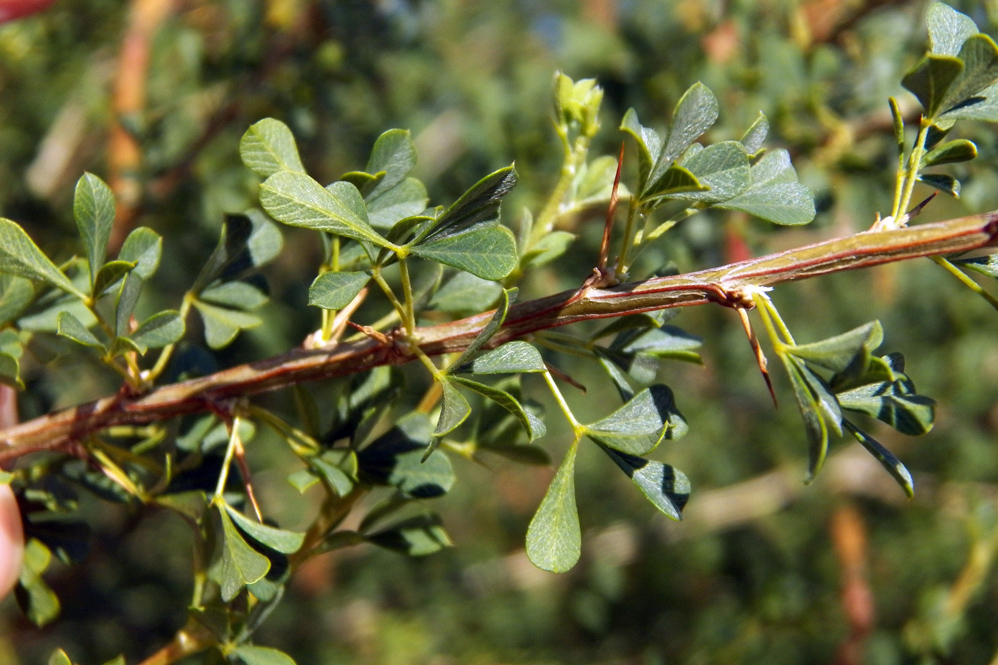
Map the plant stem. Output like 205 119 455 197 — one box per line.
931 256 998 311
543 370 583 434
2 213 996 461
893 117 931 220
529 134 591 249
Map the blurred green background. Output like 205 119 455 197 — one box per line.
2 0 998 663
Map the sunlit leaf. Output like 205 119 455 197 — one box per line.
224 504 305 554
451 376 546 441
239 118 306 177
365 514 452 556
923 138 978 166
600 445 690 520
902 53 964 118
457 341 546 374
584 385 688 455
0 219 84 298
308 271 370 310
118 227 162 280
193 300 262 349
214 507 270 602
415 166 517 242
844 421 915 497
928 2 978 57
231 645 297 665
526 442 581 573
435 379 471 436
73 173 115 286
410 225 517 280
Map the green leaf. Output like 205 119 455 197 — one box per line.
260 171 389 247
917 172 961 196
0 219 84 298
647 82 719 192
902 54 964 118
48 649 73 665
310 449 357 497
435 379 471 436
449 288 513 370
0 351 22 390
787 321 883 379
200 282 269 310
92 260 137 298
118 227 162 280
73 173 116 286
643 165 708 203
615 325 703 363
923 138 978 166
368 178 428 229
673 141 751 203
410 225 517 280
520 230 575 270
224 504 305 554
113 272 143 338
192 214 282 293
600 445 690 520
928 2 978 57
584 385 688 456
740 112 769 154
57 311 105 350
130 310 184 351
526 442 581 573
620 108 661 191
783 356 831 482
451 376 546 441
308 271 370 310
417 166 517 242
953 253 998 277
365 129 417 199
0 275 33 325
16 539 60 626
428 271 503 314
365 514 452 556
231 645 297 665
358 413 455 498
939 34 998 116
571 155 622 205
457 340 546 374
240 118 306 177
215 506 271 602
844 421 914 498
838 382 935 436
717 183 815 225
595 349 636 402
193 300 262 349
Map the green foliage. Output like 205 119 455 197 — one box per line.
3 2 998 664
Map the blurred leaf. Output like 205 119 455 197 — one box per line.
224 504 305 554
601 445 690 520
953 253 998 277
457 341 546 374
308 271 370 310
526 442 581 573
92 260 136 297
844 421 915 497
0 275 32 325
0 219 84 298
118 227 162 280
435 379 471 436
310 449 357 497
130 310 184 352
214 507 270 602
193 300 262 349
73 173 115 286
928 2 978 57
365 514 452 556
231 645 297 665
411 225 517 280
520 230 575 269
451 376 546 441
200 282 268 310
428 271 502 314
192 214 281 293
16 539 60 626
239 118 306 177
260 172 388 247
923 139 977 166
358 413 455 498
48 649 73 665
416 166 517 242
595 349 636 402
57 311 104 350
584 385 688 456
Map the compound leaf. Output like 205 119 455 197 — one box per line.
240 118 306 177
308 271 370 310
526 442 581 573
584 385 688 456
0 219 84 298
410 225 517 280
73 173 115 286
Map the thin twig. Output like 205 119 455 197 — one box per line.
0 213 996 462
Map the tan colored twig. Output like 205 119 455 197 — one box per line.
0 212 996 463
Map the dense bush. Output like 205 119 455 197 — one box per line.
2 2 998 664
